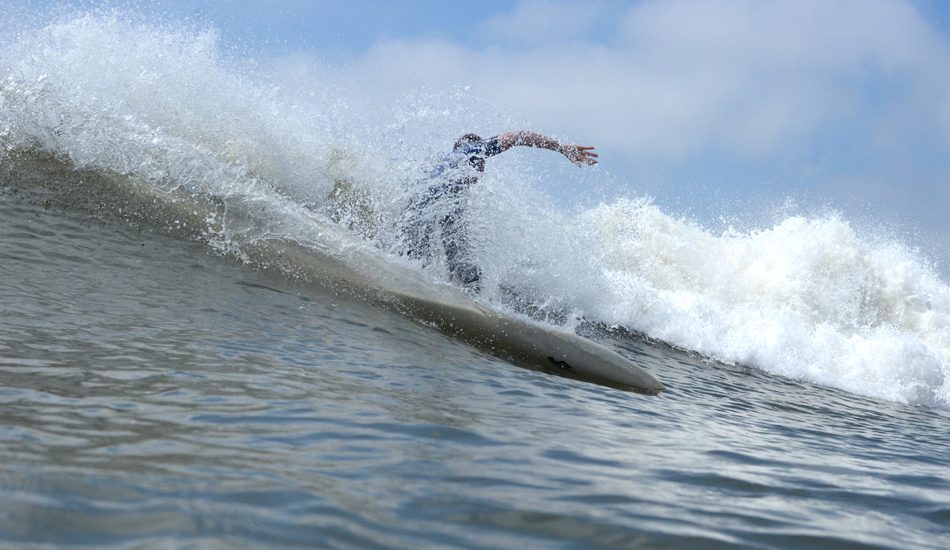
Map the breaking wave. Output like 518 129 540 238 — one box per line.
2 12 948 407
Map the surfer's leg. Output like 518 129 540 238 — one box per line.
441 216 481 291
399 217 434 264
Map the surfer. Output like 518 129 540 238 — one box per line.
397 131 597 291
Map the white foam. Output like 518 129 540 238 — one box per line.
2 13 949 408
582 200 949 407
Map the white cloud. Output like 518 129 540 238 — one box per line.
334 0 950 164
480 0 605 46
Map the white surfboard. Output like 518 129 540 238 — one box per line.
382 290 665 394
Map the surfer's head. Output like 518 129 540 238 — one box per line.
454 134 482 150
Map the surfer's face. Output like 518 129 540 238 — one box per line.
474 159 485 172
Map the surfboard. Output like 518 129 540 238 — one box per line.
383 290 665 395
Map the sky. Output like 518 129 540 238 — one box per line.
10 0 950 263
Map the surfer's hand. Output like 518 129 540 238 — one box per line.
560 144 598 166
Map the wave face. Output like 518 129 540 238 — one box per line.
2 12 949 408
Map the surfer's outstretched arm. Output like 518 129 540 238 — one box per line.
496 131 598 166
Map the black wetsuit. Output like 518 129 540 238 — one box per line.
398 136 503 290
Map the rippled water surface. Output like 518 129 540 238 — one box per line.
2 186 949 549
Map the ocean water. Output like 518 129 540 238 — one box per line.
1 12 949 550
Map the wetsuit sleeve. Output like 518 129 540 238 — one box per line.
458 137 504 169
482 136 502 157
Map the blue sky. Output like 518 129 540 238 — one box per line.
11 0 950 263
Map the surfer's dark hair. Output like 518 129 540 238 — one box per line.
454 134 482 150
